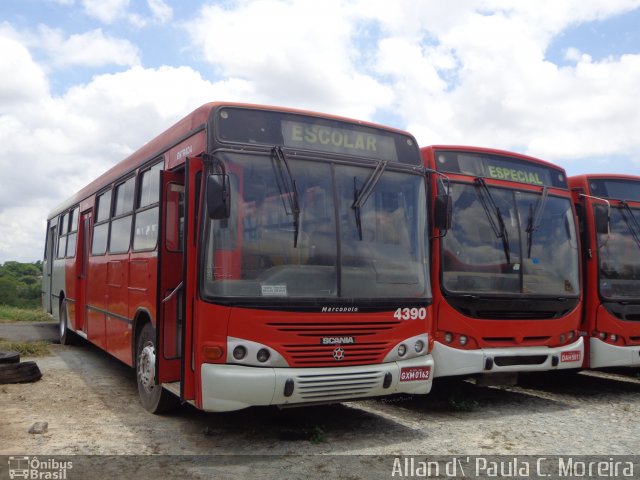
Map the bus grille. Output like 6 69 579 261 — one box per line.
474 310 559 320
266 321 399 366
295 371 383 400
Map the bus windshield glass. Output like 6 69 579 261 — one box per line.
201 151 430 301
598 205 640 299
442 182 580 297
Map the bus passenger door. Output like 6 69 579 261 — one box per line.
43 223 56 313
181 157 204 403
75 210 92 332
157 171 185 385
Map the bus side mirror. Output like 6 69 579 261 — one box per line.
434 194 452 231
594 205 609 235
206 174 230 219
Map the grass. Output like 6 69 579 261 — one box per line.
0 339 51 357
0 305 53 323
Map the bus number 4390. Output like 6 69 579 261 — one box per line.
394 307 427 320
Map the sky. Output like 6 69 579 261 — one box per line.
1 0 640 263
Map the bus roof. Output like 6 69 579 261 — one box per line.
48 102 416 219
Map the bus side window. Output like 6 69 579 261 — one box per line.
92 190 111 256
66 207 79 258
133 162 162 251
109 176 135 253
56 212 69 258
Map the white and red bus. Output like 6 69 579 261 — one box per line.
569 174 640 369
41 103 434 412
422 146 584 380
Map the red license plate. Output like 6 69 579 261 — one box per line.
400 366 431 382
561 350 581 362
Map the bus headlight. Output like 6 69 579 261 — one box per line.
444 332 454 344
459 335 468 346
599 332 607 340
414 340 425 353
226 337 289 367
233 345 247 360
559 334 566 345
610 334 618 342
398 344 407 357
257 348 270 363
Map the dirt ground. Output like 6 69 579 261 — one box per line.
2 322 640 478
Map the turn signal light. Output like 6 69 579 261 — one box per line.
203 345 224 361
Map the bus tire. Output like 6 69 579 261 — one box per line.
0 361 42 384
0 351 20 364
136 322 178 414
59 299 76 346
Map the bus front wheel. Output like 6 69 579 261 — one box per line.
59 299 76 346
136 322 178 414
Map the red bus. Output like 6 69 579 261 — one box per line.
569 174 640 369
41 103 434 412
422 146 584 380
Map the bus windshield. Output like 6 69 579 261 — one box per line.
202 150 430 301
442 182 580 297
598 205 640 299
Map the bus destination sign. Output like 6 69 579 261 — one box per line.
435 150 568 189
215 107 421 165
486 165 544 185
589 178 640 202
282 120 397 162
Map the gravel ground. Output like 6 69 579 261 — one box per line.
1 322 640 478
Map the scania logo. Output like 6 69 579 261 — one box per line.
333 347 345 361
321 336 355 345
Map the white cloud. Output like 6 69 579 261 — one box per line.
38 27 140 68
186 0 393 120
0 23 139 69
358 0 640 166
0 31 254 262
80 0 172 26
0 35 49 107
81 0 130 24
147 0 173 24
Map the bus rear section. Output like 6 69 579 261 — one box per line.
570 174 640 369
423 146 584 380
43 103 435 413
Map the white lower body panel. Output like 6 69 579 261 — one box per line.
432 337 584 377
590 337 640 369
200 355 434 412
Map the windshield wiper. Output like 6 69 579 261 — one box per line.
271 146 300 247
619 201 640 251
352 159 388 241
474 178 510 264
525 187 549 258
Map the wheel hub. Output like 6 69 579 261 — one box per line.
138 343 156 390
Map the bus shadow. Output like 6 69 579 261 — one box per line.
371 376 574 418
517 370 640 398
181 401 424 450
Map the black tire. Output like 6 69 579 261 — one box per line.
0 351 20 364
0 361 42 384
136 322 179 414
59 299 76 345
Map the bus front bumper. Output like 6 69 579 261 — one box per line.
589 337 640 369
432 337 584 378
200 355 433 412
